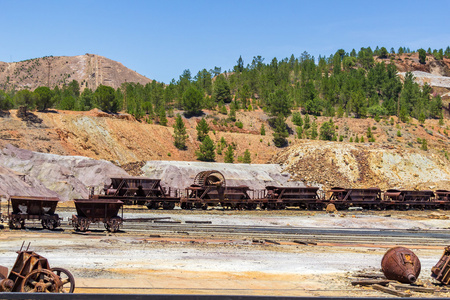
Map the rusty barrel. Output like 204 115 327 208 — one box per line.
381 247 421 283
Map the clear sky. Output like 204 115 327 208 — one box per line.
1 0 449 83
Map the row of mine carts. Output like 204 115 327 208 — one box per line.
1 196 123 233
1 170 450 233
98 171 450 211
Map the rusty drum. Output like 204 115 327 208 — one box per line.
381 247 421 283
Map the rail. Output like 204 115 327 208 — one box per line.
0 294 449 300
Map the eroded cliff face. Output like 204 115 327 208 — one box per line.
270 141 450 191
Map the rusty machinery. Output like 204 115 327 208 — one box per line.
0 242 74 293
181 170 255 210
383 189 436 210
381 247 421 284
7 196 61 230
71 198 124 232
97 177 181 209
263 186 323 210
327 187 382 210
432 246 450 285
84 173 450 211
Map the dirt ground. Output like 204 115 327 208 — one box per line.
0 208 449 297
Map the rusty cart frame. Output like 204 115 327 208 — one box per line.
7 196 61 230
72 198 124 232
0 242 74 293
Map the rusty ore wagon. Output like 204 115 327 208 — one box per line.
262 186 323 210
327 187 382 210
98 177 181 209
7 196 61 230
71 198 123 232
181 170 257 210
382 189 436 210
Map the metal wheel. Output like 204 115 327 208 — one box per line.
41 219 48 229
51 267 75 293
47 219 58 230
21 269 62 293
104 217 121 233
78 218 90 232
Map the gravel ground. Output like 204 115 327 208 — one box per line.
0 209 449 296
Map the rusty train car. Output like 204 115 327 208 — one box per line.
95 177 181 210
87 171 450 211
1 171 450 220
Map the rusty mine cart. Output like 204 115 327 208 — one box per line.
72 198 124 232
7 196 61 230
0 243 74 293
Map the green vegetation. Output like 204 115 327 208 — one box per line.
196 118 210 142
224 145 234 163
173 114 188 150
0 46 448 145
196 135 216 161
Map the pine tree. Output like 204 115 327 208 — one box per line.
260 123 266 135
173 114 188 150
310 120 318 139
224 145 234 163
421 139 428 151
242 149 251 163
158 107 168 126
196 135 216 161
272 115 289 147
196 118 210 141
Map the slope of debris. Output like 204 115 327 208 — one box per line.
0 144 128 200
270 141 450 191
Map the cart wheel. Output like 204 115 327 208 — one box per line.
46 219 58 230
51 267 75 293
105 218 121 233
8 219 16 229
41 219 48 229
21 269 62 293
79 219 90 232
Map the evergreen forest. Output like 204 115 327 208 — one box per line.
0 46 449 149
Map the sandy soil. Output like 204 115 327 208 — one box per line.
0 210 449 296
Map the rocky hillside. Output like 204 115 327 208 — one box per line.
270 141 450 191
0 106 448 200
0 54 152 91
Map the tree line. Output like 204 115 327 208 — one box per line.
0 46 448 151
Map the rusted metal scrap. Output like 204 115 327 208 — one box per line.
0 242 74 293
431 246 450 284
381 247 421 284
0 266 13 292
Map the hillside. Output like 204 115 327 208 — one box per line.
0 54 152 91
0 107 449 197
0 52 450 199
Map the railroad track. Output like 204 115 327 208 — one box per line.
39 220 450 247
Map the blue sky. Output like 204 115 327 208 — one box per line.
1 0 449 83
